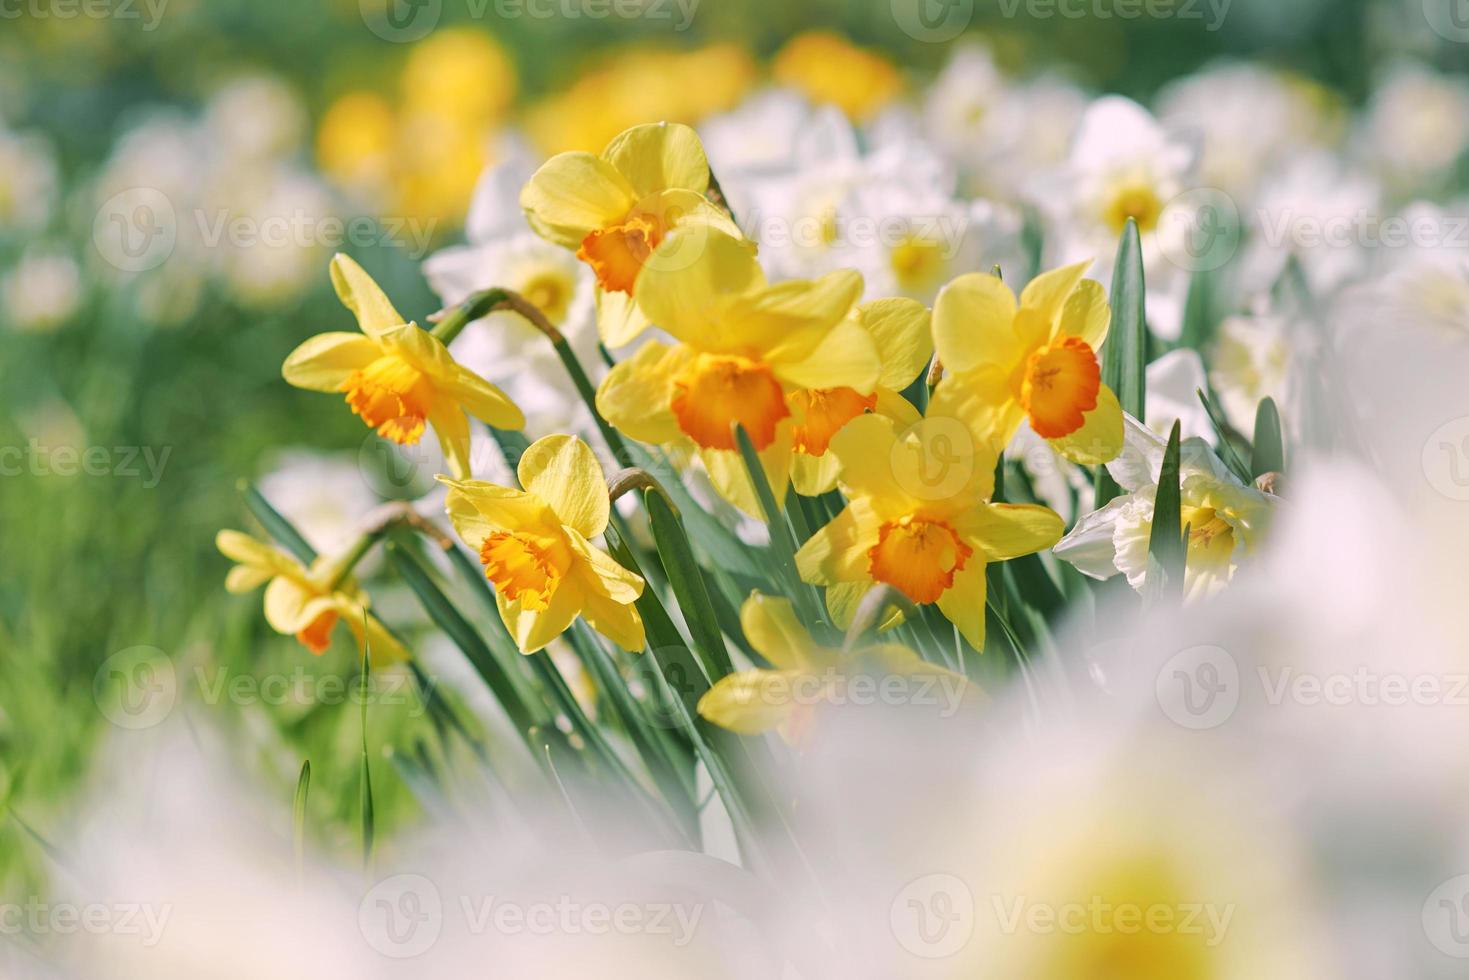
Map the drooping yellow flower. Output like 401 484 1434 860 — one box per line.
519 121 743 347
772 31 904 121
930 262 1123 465
439 435 644 654
595 228 880 516
216 531 408 662
282 254 523 478
789 297 933 496
697 592 975 744
795 413 1063 651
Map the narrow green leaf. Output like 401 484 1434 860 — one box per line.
1251 397 1286 478
1195 388 1254 484
733 425 824 626
1177 267 1216 353
1096 219 1148 508
293 760 310 886
359 640 375 873
239 482 316 564
1145 421 1186 603
644 489 734 680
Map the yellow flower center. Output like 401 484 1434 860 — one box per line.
1181 505 1235 571
889 235 946 293
340 354 436 445
517 266 575 324
1104 182 1164 234
295 610 338 655
789 386 876 456
671 353 791 451
867 516 973 605
480 531 568 611
1020 336 1101 439
577 211 663 293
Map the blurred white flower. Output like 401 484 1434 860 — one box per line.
256 450 382 565
1145 347 1213 440
1356 62 1469 195
1055 416 1274 600
2 248 80 332
0 126 58 233
202 74 307 164
1243 150 1380 295
1208 307 1296 434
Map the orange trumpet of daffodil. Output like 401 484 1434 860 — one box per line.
520 121 744 348
439 434 645 654
930 262 1122 464
282 254 524 479
216 530 408 662
595 227 881 517
795 413 1063 651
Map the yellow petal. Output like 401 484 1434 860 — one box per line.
330 254 406 338
874 386 923 427
697 670 803 735
794 496 882 585
497 578 584 654
1060 277 1110 350
520 152 637 249
861 297 934 392
428 402 472 480
517 434 610 538
225 564 272 594
935 559 987 651
343 611 411 664
635 227 761 350
601 122 710 199
826 413 905 503
440 367 525 431
1018 259 1091 330
956 502 1064 562
565 526 643 603
281 332 381 392
439 478 555 550
932 272 1019 375
580 587 646 652
595 341 691 445
699 439 790 520
824 581 907 632
263 576 317 633
1048 383 1124 465
739 592 815 671
790 449 841 497
595 287 651 349
735 269 865 358
767 309 880 394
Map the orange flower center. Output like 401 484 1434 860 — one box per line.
671 353 791 451
789 386 876 456
577 211 664 293
867 516 973 605
480 531 566 611
1020 336 1101 439
340 354 435 445
295 610 338 655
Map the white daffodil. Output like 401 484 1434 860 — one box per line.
256 450 384 565
1054 416 1275 600
422 137 602 436
0 124 58 233
1144 347 1214 441
1 247 79 332
1208 306 1298 434
1356 61 1469 196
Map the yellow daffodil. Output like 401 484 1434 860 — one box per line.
697 592 975 744
795 413 1063 650
789 297 933 496
772 31 903 121
594 227 879 517
520 121 744 347
216 530 408 662
281 254 523 478
930 262 1123 465
439 434 644 654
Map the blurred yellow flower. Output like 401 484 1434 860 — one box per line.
521 121 742 347
931 262 1123 465
772 31 903 121
281 254 523 478
316 91 397 199
216 530 407 661
795 413 1062 650
399 27 516 123
440 435 645 654
595 227 879 516
697 592 973 744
